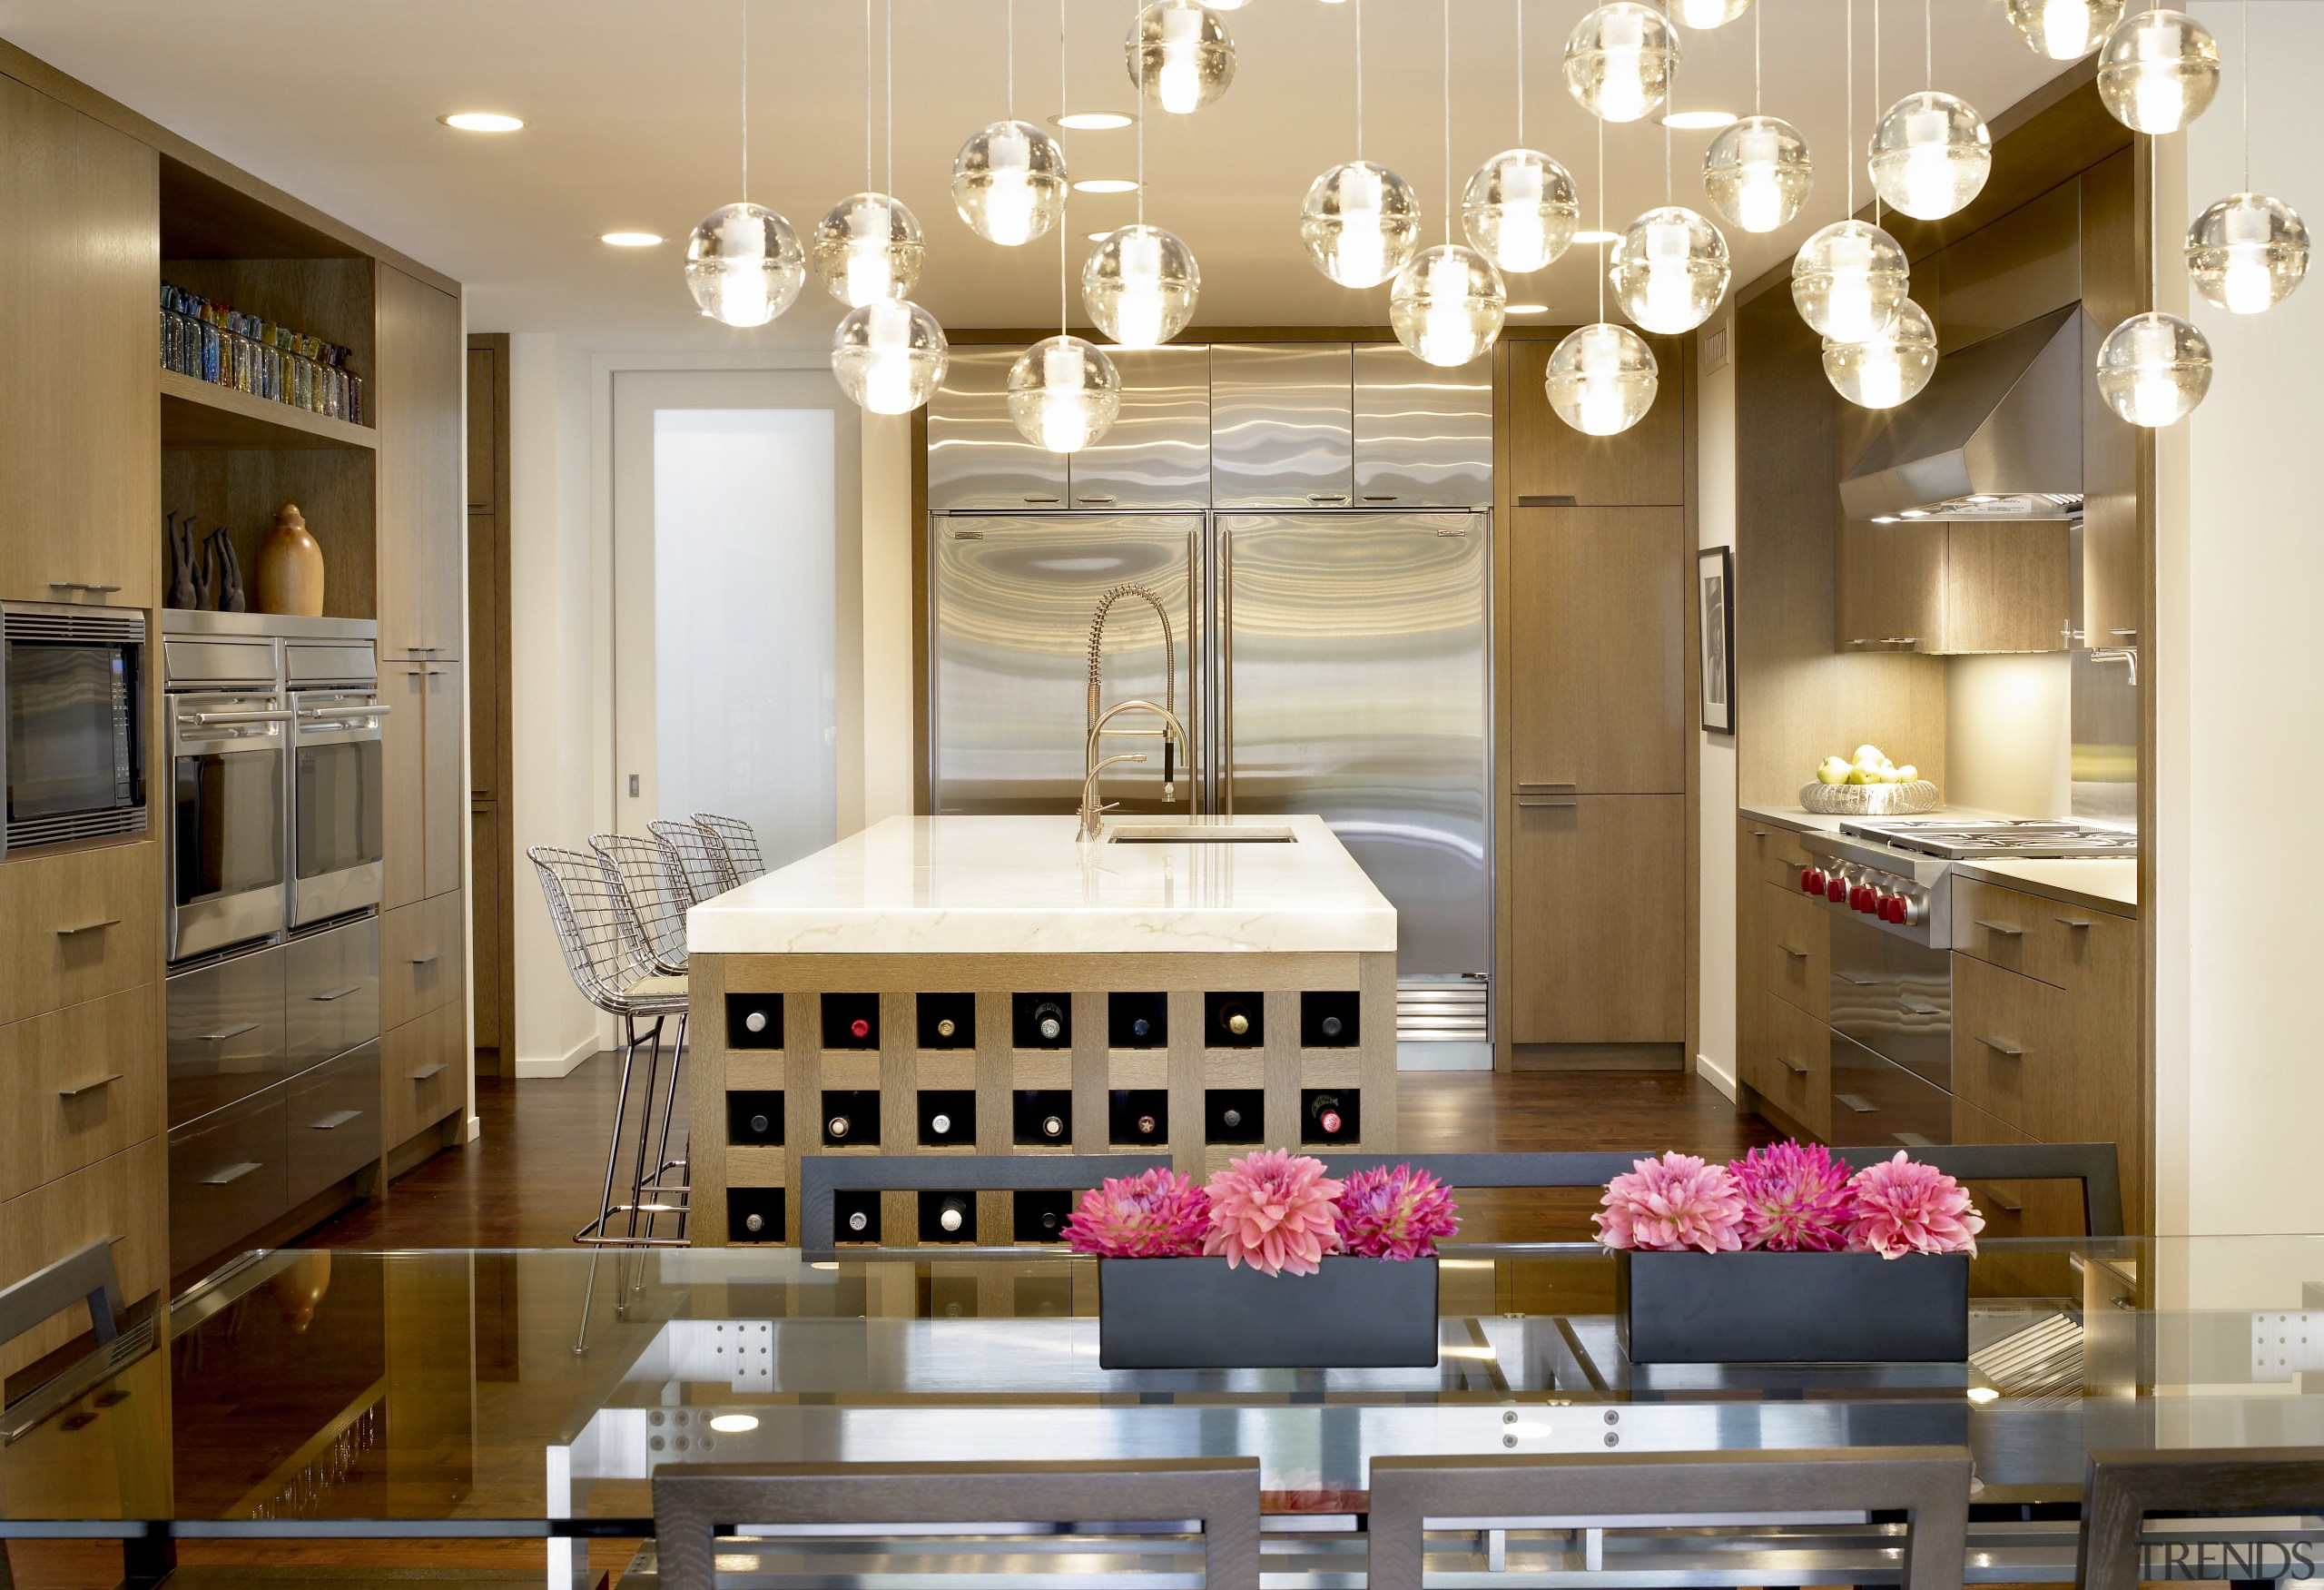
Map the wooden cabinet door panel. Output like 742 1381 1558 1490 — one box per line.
0 1139 164 1377
1835 519 1945 653
1952 953 2060 1133
0 840 162 1026
1757 993 1832 1141
383 1001 464 1150
0 987 163 1200
381 662 428 908
1510 507 1686 793
423 663 463 898
1761 884 1832 1022
1509 795 1683 1044
1506 336 1686 506
377 269 463 657
466 344 497 515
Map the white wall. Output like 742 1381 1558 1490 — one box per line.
1697 333 1739 1099
2153 0 2324 1244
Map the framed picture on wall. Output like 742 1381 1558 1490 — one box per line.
1698 546 1736 736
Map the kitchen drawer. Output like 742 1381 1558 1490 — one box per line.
1952 877 2134 991
381 894 462 1030
1759 884 1831 1022
0 1138 164 1378
166 943 287 1128
382 1002 464 1151
1952 953 2061 1135
285 915 380 1070
0 986 162 1200
1952 1099 2088 1299
286 1040 382 1206
1827 1032 1952 1155
0 840 160 1026
1740 818 1814 891
1748 993 1831 1140
168 1083 289 1277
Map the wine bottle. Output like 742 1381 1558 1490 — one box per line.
935 1017 957 1039
1129 1014 1153 1040
1034 1000 1066 1042
1041 1112 1066 1140
936 1197 969 1234
1320 1013 1344 1040
1136 1111 1159 1138
827 1112 851 1141
846 1209 871 1234
929 1111 954 1137
1220 1105 1243 1131
849 1016 872 1041
1309 1092 1345 1137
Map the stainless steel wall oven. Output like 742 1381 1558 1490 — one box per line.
0 601 147 856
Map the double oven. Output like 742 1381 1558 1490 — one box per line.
162 610 388 1278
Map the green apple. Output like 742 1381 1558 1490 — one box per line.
1895 764 1918 782
1817 756 1851 785
1854 744 1885 765
1845 767 1872 785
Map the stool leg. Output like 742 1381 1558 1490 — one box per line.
644 1013 688 1244
624 1019 666 1242
584 1017 646 1244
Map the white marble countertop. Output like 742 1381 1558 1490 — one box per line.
1738 803 2139 915
687 815 1396 956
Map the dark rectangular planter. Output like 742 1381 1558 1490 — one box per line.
1097 1256 1439 1369
1615 1249 1969 1364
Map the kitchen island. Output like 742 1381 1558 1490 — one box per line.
687 815 1397 1246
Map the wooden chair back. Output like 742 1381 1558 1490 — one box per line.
2076 1447 2324 1590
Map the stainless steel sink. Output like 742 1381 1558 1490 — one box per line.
1107 824 1297 844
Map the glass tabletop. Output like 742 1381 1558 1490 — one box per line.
5 1236 2324 1537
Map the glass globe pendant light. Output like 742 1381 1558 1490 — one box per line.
1673 0 1751 28
953 119 1068 245
1868 92 1991 220
1822 297 1938 408
1009 335 1121 450
1564 3 1679 125
684 5 804 328
2188 193 2310 313
1793 0 1908 341
1127 0 1235 115
812 193 923 308
1463 151 1581 275
832 299 949 414
2095 311 2211 427
1084 225 1200 347
1705 116 1812 232
1392 2 1507 369
1299 7 1419 288
2097 7 2220 134
1549 123 1659 437
1612 206 1730 334
2004 0 2126 60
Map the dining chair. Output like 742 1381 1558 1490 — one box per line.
1368 1447 1974 1590
652 815 739 901
652 1457 1262 1590
530 844 690 1246
591 831 692 976
694 811 769 884
1831 1141 2125 1238
0 1240 130 1590
2075 1447 2324 1590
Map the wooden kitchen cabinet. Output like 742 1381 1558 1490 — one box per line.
1834 519 2071 655
424 662 464 899
1836 519 1945 652
376 266 464 659
1753 993 1833 1141
0 75 159 608
1508 795 1684 1045
0 1139 164 1378
1505 335 1686 506
1510 508 1686 794
382 999 466 1151
0 840 162 1027
382 659 463 909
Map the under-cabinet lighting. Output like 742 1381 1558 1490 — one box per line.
1507 302 1551 315
1073 178 1141 194
709 1414 762 1432
439 111 526 133
600 232 664 247
1054 111 1135 130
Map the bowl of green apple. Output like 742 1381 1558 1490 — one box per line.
1797 744 1939 815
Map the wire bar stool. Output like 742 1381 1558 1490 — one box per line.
530 844 691 1248
694 811 768 884
591 831 692 976
651 816 738 902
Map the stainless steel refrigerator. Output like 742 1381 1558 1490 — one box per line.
927 343 1492 1059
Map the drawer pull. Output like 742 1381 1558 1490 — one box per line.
54 918 121 936
308 1110 363 1131
1837 1092 1876 1114
1896 996 1941 1016
2054 915 2093 930
57 1073 122 1099
1751 828 1770 838
1517 781 1578 793
47 581 123 594
1975 1034 2026 1058
310 985 363 1002
200 1160 262 1186
1777 943 1810 959
197 1022 261 1043
1777 1054 1809 1076
1516 493 1578 507
1974 1182 2025 1214
409 953 441 967
409 1062 449 1081
1894 1131 1936 1149
1838 972 1877 985
1973 919 2025 937
1518 795 1578 808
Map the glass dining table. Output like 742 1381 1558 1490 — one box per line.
5 1238 2322 1588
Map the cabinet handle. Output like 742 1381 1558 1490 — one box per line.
1973 1181 2025 1214
1362 494 1400 502
1076 495 1117 504
1777 943 1810 959
2053 915 2092 930
1975 1034 2026 1058
1837 972 1876 985
1750 828 1771 838
48 581 123 594
1021 496 1060 505
409 953 440 967
410 1062 448 1081
1517 781 1578 793
197 1022 261 1042
200 1160 262 1186
1307 493 1349 503
1896 996 1940 1016
54 917 121 936
1516 494 1577 507
58 1073 122 1099
406 646 447 654
308 1110 363 1131
1518 796 1577 808
1973 919 2024 937
1837 1092 1876 1114
310 985 362 1002
1777 1054 1809 1075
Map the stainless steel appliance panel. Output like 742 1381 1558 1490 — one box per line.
1830 1031 1955 1151
289 688 385 927
1067 346 1210 509
284 915 379 1071
931 515 1201 815
924 348 1068 511
1 602 149 856
285 1040 381 1206
283 640 377 687
1827 912 1953 1091
1353 344 1492 508
1220 511 1490 980
168 1081 289 1276
166 943 288 1128
168 690 290 961
1209 344 1354 509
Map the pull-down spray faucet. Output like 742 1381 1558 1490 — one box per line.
1086 584 1178 799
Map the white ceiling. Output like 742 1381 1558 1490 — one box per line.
3 0 2064 347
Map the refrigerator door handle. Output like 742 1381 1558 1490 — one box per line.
1218 519 1233 818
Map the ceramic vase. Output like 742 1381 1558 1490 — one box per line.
256 503 324 617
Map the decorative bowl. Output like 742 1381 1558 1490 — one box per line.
1797 778 1940 816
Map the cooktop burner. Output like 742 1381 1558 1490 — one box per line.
1838 818 2140 861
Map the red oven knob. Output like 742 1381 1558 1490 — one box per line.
1879 894 1902 923
1855 885 1877 914
1801 866 1820 894
1827 874 1848 904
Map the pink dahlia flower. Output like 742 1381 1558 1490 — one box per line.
1846 1151 1984 1259
1336 1163 1461 1260
1594 1151 1747 1253
1062 1167 1208 1258
1203 1150 1345 1278
1729 1140 1855 1252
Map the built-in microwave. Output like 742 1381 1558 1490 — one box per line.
0 602 148 857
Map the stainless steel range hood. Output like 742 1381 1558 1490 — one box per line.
1839 304 2083 522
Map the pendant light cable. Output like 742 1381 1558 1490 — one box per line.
1754 0 1763 114
864 0 874 188
1007 0 1016 118
739 0 750 201
1136 0 1146 225
1597 117 1607 322
1925 0 1934 89
1059 0 1068 334
1870 0 1882 224
2241 0 2250 189
1443 0 1453 242
885 0 894 193
1845 0 1855 215
1355 0 1364 160
1516 0 1525 147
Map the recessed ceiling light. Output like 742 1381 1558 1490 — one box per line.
1087 230 1115 242
1072 178 1140 194
1053 111 1134 131
439 111 526 133
1661 110 1738 130
1572 229 1621 245
707 1414 761 1433
1507 302 1550 315
600 232 664 247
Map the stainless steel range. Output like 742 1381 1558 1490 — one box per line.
1838 818 2140 860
